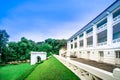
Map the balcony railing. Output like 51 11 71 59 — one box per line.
98 41 107 46
113 15 120 25
113 38 120 43
97 23 107 33
87 45 93 47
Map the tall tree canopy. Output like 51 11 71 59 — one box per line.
0 30 67 63
0 30 9 62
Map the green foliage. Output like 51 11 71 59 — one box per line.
0 63 31 80
0 30 66 63
0 30 9 63
45 38 66 54
25 56 80 80
16 64 38 80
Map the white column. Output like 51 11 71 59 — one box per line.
77 36 80 50
93 24 97 47
77 36 80 58
67 41 71 59
83 31 87 48
73 39 75 50
107 13 113 46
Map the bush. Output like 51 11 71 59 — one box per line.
16 64 39 80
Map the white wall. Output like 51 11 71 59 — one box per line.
31 52 46 65
103 50 116 64
89 51 99 61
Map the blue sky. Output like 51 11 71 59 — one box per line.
0 0 115 42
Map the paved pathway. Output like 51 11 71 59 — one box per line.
72 58 120 72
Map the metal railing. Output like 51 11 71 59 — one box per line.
98 41 107 46
113 38 120 43
97 23 107 33
113 15 120 25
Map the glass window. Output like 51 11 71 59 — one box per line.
97 18 107 28
80 40 83 47
115 51 120 58
113 9 120 18
74 37 77 40
74 42 77 48
87 36 93 45
113 23 120 39
71 39 73 42
79 33 83 38
97 30 107 43
71 44 73 49
86 28 93 34
99 51 104 57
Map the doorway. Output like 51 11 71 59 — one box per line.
99 51 104 62
115 51 120 64
37 56 41 63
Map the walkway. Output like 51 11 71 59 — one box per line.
72 58 120 72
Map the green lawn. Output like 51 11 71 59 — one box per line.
25 56 80 80
0 63 31 80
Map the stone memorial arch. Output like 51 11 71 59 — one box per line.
30 51 47 65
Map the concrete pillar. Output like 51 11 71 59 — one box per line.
107 13 113 46
77 36 80 58
93 24 97 47
73 39 75 50
77 35 80 50
83 31 87 48
67 41 71 59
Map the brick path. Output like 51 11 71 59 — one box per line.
72 58 120 72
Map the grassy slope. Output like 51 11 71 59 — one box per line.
0 63 31 80
26 56 80 80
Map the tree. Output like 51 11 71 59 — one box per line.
8 42 18 61
0 30 9 63
45 38 66 55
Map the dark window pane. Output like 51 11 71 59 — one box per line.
97 30 107 43
86 28 93 34
113 22 120 39
80 40 83 47
97 18 107 28
79 33 83 38
113 9 120 18
87 36 93 45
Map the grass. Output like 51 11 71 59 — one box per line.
0 63 31 80
16 63 39 80
25 56 80 80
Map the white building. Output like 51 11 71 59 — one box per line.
67 0 120 65
59 47 67 57
30 51 46 65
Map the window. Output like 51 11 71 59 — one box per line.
113 22 120 39
80 40 83 47
113 8 120 18
71 44 73 49
74 42 77 48
116 51 120 58
97 18 107 28
87 36 93 46
74 37 77 40
87 51 90 53
71 40 73 42
97 30 107 43
79 33 83 38
99 51 104 57
86 28 93 34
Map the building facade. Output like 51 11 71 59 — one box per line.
30 51 46 65
67 0 120 65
